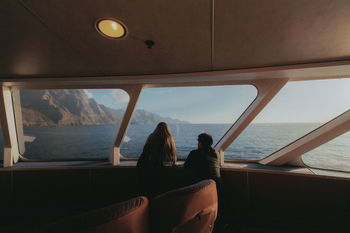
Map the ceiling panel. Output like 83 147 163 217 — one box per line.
214 0 350 70
20 0 212 76
0 0 99 78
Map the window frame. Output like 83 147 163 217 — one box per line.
259 109 350 167
12 86 132 162
223 79 350 168
0 73 348 172
301 129 350 173
119 83 258 160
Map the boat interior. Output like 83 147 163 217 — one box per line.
0 0 350 232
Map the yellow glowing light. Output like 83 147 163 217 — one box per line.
96 19 126 39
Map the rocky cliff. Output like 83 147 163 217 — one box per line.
20 90 186 126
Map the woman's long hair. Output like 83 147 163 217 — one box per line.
145 122 176 166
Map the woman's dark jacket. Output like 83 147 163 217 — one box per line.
137 143 171 198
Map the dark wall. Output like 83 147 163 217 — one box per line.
0 166 349 232
0 166 195 232
221 169 350 232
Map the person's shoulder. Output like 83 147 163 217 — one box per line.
204 148 218 159
189 149 200 156
210 150 219 158
209 148 218 156
185 149 198 162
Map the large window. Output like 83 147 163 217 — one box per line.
226 79 350 160
302 131 350 172
121 85 257 158
14 89 129 160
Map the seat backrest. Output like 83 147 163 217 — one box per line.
151 179 218 233
39 196 149 233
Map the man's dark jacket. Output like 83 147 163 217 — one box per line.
184 147 221 181
184 147 224 222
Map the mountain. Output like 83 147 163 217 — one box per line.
19 90 186 126
131 109 187 125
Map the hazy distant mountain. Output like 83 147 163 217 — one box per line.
20 90 187 126
131 109 186 125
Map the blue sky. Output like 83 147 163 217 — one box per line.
253 78 350 123
85 78 350 124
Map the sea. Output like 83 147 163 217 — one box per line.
3 123 348 172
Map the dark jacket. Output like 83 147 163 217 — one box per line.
137 143 171 198
184 147 221 181
184 147 224 222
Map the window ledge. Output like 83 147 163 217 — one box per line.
6 160 111 169
222 162 312 174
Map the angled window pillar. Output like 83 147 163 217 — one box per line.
110 85 143 165
214 79 288 165
260 110 350 166
0 87 20 167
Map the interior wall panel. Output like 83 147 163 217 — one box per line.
221 170 249 217
0 166 349 231
247 171 350 231
20 0 212 76
214 0 350 70
0 0 99 77
90 167 139 205
12 169 91 202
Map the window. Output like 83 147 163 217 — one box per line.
121 85 257 159
226 79 350 160
13 89 129 160
302 131 350 172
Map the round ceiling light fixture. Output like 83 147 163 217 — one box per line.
96 18 127 39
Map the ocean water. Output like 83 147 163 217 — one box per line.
14 124 350 172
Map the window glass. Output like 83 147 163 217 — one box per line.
14 89 129 160
302 131 350 172
121 85 257 159
226 79 350 160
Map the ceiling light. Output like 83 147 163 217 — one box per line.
96 19 127 39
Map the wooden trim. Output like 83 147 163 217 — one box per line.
110 85 143 165
12 90 25 155
2 60 350 88
0 87 20 167
221 165 350 182
9 84 137 91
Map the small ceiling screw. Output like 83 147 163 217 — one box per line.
145 40 155 49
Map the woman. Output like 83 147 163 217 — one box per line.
137 122 177 198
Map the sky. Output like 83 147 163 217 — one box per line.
84 89 130 109
85 78 350 124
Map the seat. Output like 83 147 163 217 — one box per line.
151 179 218 233
38 196 149 233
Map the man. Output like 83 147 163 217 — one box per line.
184 133 221 183
184 133 224 227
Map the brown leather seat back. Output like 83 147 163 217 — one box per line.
174 208 217 233
151 179 218 233
39 196 149 233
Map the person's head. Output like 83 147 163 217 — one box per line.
197 133 213 149
146 122 176 165
152 122 171 138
